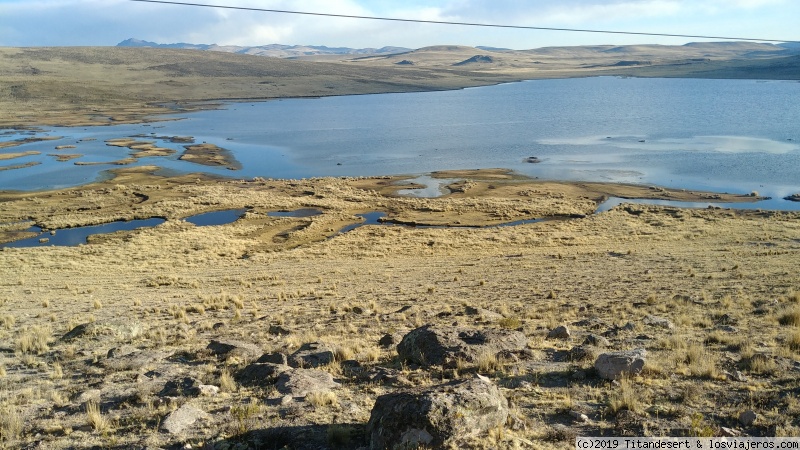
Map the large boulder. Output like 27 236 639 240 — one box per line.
366 375 508 449
594 348 647 380
397 325 527 367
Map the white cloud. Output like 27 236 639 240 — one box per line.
0 0 796 48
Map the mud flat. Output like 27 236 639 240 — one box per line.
179 143 242 170
0 150 41 160
0 161 41 171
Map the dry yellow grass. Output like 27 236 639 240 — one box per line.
0 169 798 448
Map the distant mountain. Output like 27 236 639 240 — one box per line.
117 38 411 58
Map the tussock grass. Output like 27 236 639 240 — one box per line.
15 325 51 355
306 391 339 408
219 368 237 392
778 307 800 327
606 378 642 415
85 400 110 433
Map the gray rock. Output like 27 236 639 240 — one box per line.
197 385 219 396
160 404 212 435
378 333 403 348
548 325 571 339
275 368 340 397
594 348 647 380
268 325 292 336
288 342 334 368
100 349 168 371
643 315 674 329
464 306 503 321
739 410 757 426
570 410 589 422
159 377 202 397
206 339 261 361
256 352 288 365
236 362 289 386
366 375 508 449
583 334 611 347
397 325 527 368
569 346 594 362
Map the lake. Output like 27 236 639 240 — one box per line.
1 77 799 209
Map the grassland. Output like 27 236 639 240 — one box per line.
0 167 798 449
1 44 799 449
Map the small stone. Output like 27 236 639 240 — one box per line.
197 385 219 396
569 410 589 422
280 395 293 405
721 427 741 437
547 325 571 339
739 410 757 426
268 325 292 336
726 370 747 382
160 404 212 435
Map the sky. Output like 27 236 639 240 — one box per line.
1 0 798 50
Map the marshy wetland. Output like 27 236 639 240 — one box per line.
0 45 799 449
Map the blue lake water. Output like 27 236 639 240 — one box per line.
1 77 799 209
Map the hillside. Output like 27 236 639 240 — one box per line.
2 42 798 128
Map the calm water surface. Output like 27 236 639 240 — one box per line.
2 77 798 208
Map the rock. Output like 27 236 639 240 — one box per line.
366 375 508 449
160 404 212 435
726 370 747 382
569 410 589 422
274 368 340 397
548 325 571 339
573 317 608 330
464 306 503 321
159 377 202 397
721 426 741 437
594 348 647 380
197 385 219 396
739 410 757 426
236 362 289 386
397 325 527 368
206 339 261 361
583 334 611 347
378 333 403 348
256 352 288 365
288 342 334 368
569 346 594 362
268 325 292 336
643 315 674 329
360 367 412 386
100 349 168 371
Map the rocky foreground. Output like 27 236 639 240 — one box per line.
0 171 799 449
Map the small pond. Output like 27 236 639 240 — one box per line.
2 208 248 248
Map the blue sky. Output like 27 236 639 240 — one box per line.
1 0 797 49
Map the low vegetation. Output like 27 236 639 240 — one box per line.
0 168 798 448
